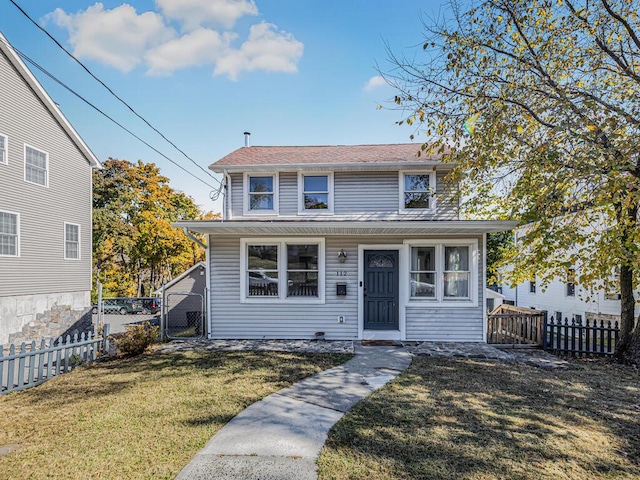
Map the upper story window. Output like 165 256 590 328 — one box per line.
241 238 325 303
0 211 19 257
0 134 7 165
25 145 48 187
529 279 536 293
566 268 576 297
399 171 436 212
64 223 80 260
298 173 333 213
244 173 278 214
407 240 477 304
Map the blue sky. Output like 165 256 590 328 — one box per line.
1 0 439 212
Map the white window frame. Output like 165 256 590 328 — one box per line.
64 222 81 260
0 134 7 165
399 170 437 214
404 239 478 306
0 210 20 257
240 237 325 304
243 172 279 215
297 172 334 214
529 279 536 294
24 144 49 187
566 268 576 297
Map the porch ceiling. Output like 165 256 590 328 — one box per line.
175 220 519 236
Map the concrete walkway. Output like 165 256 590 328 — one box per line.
175 343 412 480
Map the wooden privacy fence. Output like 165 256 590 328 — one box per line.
487 310 545 345
543 316 619 356
1 326 110 395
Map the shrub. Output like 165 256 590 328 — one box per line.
114 322 160 357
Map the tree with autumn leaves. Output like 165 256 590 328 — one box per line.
93 159 217 299
387 0 640 362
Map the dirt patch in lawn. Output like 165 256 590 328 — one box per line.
0 350 350 480
318 357 640 480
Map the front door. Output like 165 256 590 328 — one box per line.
363 250 399 330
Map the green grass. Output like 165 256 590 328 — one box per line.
0 349 350 480
318 357 640 480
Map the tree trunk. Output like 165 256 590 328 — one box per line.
613 200 639 364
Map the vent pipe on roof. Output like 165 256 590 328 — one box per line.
243 131 251 147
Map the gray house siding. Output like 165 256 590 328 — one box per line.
228 170 457 220
0 46 94 343
208 234 483 341
0 48 93 297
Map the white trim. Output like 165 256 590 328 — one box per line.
0 133 7 165
243 172 280 216
63 222 81 260
297 171 334 214
358 244 407 341
404 239 479 307
399 169 437 214
211 161 455 173
0 209 20 257
482 233 487 342
24 144 49 188
240 237 326 304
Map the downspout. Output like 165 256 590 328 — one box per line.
224 169 232 220
183 228 207 250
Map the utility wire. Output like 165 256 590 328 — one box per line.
1 38 219 190
8 0 222 187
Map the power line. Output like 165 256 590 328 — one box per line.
8 0 222 187
0 37 220 190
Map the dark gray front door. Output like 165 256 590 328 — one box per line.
363 250 399 330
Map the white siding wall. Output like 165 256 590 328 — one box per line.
209 234 483 341
228 171 458 220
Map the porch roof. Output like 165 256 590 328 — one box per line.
175 219 519 236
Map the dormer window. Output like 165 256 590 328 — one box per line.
400 171 436 212
244 173 279 215
298 173 333 213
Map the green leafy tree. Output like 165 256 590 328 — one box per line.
93 159 217 299
386 0 640 362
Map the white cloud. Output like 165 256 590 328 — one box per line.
155 0 258 30
363 75 387 92
214 22 303 80
47 3 303 79
146 28 235 75
47 3 175 72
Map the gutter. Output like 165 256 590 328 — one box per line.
183 227 207 249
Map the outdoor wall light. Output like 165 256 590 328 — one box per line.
338 249 348 263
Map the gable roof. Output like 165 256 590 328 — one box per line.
210 144 451 172
155 262 206 294
0 31 101 169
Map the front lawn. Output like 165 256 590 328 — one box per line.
0 349 350 479
318 357 640 480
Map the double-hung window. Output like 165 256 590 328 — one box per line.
566 268 576 297
400 171 436 212
64 223 80 260
407 240 476 304
25 145 48 187
0 211 19 256
529 279 536 293
0 134 7 165
299 173 333 213
244 173 278 214
242 238 324 302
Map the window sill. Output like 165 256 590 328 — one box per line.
241 297 325 305
407 299 477 308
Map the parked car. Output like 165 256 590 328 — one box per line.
92 298 144 315
137 298 161 314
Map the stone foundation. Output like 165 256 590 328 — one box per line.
0 291 91 344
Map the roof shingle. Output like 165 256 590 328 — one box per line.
210 143 446 169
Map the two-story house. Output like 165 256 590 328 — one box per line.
0 32 101 344
176 140 516 342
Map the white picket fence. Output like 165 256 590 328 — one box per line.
0 325 110 395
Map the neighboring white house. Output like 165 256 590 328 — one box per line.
176 140 516 342
0 32 101 344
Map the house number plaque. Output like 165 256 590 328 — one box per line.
337 271 347 276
